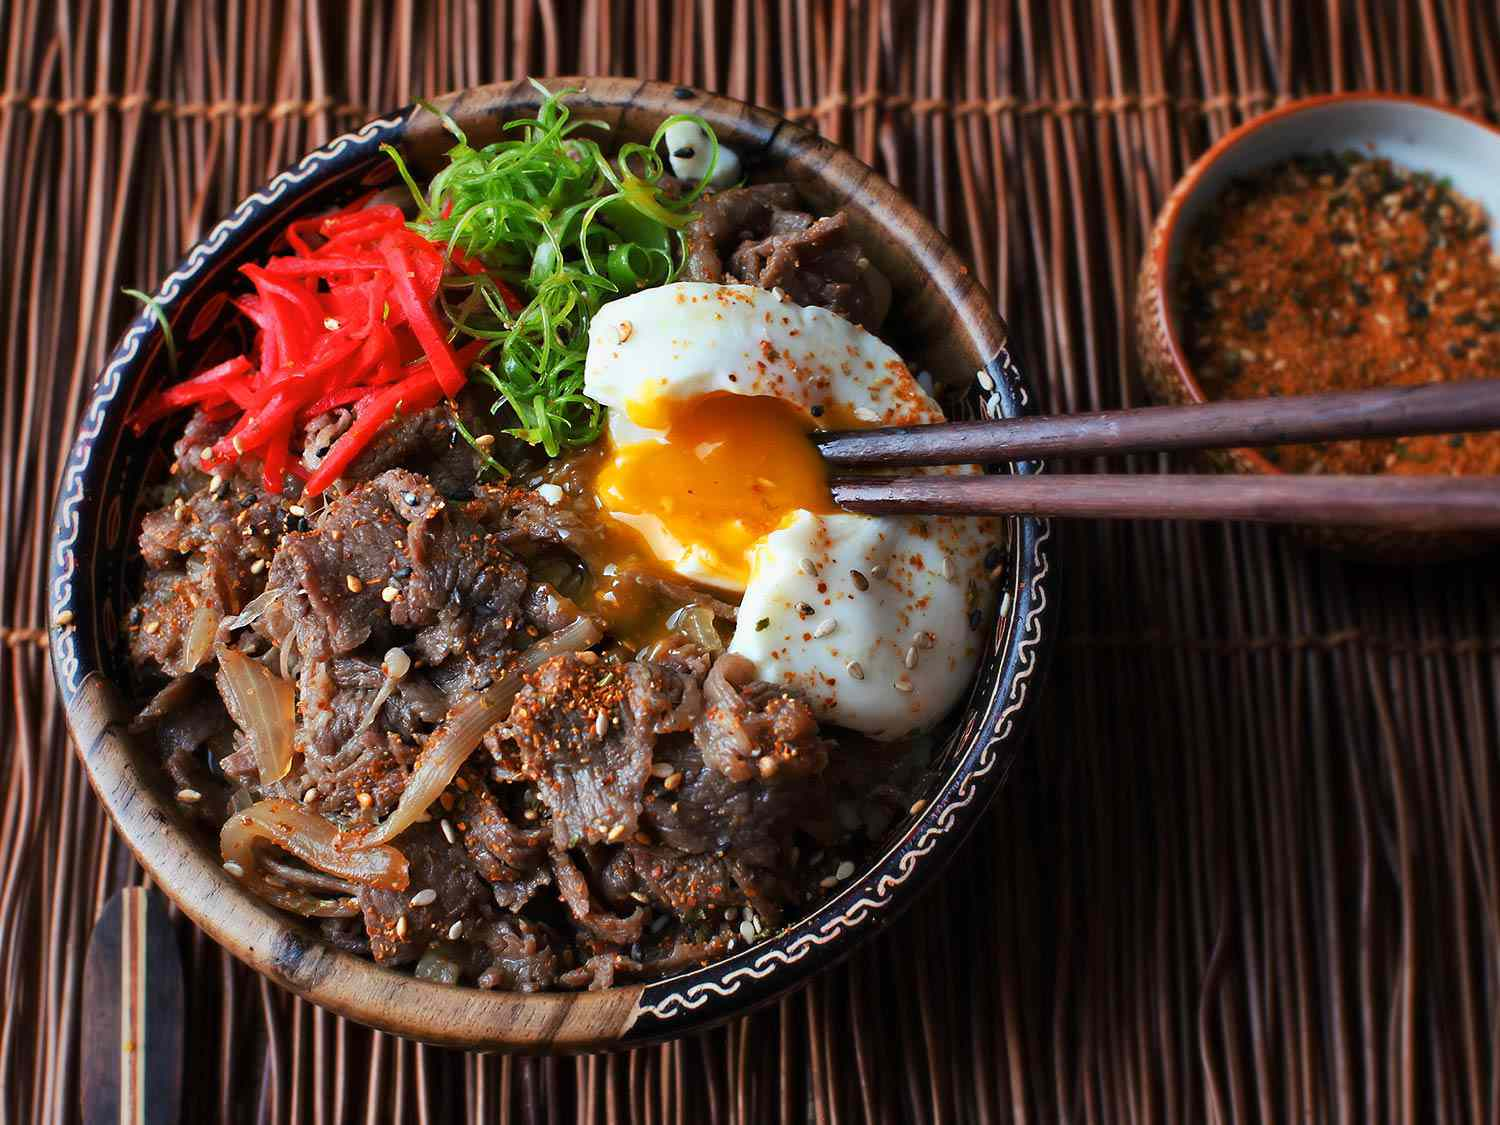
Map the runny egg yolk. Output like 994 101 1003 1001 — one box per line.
592 393 835 589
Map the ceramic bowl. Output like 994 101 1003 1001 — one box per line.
48 77 1053 1050
1137 92 1500 560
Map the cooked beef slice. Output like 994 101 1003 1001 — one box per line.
470 916 558 991
550 849 645 946
344 401 496 498
356 822 490 965
681 183 893 330
261 469 529 673
452 778 552 910
129 447 286 676
643 734 835 879
694 654 831 783
506 654 700 848
623 843 745 914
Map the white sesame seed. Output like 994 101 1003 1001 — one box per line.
208 473 224 493
474 433 496 449
849 569 868 591
651 761 675 779
999 591 1013 619
910 798 928 815
941 554 957 580
395 914 409 939
818 875 838 889
324 317 342 331
799 557 820 577
813 619 837 638
630 890 651 904
846 661 865 680
537 483 564 505
870 564 887 579
346 575 364 593
303 787 318 803
250 559 266 575
409 888 437 908
143 620 160 635
356 792 373 809
222 861 246 877
176 788 202 803
739 919 756 942
381 585 398 603
904 646 919 669
287 504 305 517
835 860 856 880
595 710 610 738
447 920 465 940
893 676 913 693
976 368 995 391
664 772 684 791
607 823 629 843
54 609 75 627
853 406 881 423
440 818 457 844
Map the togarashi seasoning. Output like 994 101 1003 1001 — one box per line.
1178 151 1500 475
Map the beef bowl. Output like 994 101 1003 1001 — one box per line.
48 77 1052 1050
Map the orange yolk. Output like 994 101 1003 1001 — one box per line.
592 393 835 589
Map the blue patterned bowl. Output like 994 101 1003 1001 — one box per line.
48 77 1052 1050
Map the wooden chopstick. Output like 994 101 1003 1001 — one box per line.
812 380 1500 467
829 474 1500 530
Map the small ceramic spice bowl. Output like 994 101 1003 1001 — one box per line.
1137 93 1500 560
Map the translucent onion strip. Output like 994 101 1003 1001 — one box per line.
343 617 603 850
221 798 409 917
215 645 296 784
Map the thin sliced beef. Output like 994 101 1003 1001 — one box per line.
507 653 700 848
343 400 509 498
550 849 645 946
681 183 892 330
356 822 490 965
694 654 831 783
471 916 558 991
453 778 552 910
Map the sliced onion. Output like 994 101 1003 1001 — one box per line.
414 947 463 984
183 605 221 671
216 644 295 784
221 797 408 917
222 586 284 632
666 604 724 654
343 616 604 850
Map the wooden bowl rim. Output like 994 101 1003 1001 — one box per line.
48 76 1051 1051
1147 90 1500 477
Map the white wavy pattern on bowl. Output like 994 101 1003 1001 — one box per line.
48 113 407 697
637 352 1051 1021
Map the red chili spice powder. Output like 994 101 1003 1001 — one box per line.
1178 152 1500 475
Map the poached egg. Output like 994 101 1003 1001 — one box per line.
582 281 997 739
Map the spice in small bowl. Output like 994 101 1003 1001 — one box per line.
1177 150 1500 476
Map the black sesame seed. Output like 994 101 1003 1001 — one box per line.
1448 342 1467 359
755 617 770 631
1381 254 1400 272
1406 296 1430 321
672 146 695 159
1328 229 1355 246
1350 282 1371 307
1244 308 1268 332
809 404 825 418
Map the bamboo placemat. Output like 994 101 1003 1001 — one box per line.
6 2 1500 1121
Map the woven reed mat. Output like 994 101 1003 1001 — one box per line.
6 2 1500 1121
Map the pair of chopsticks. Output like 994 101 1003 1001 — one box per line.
816 380 1500 530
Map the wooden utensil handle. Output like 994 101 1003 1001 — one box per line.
814 380 1500 466
830 473 1500 530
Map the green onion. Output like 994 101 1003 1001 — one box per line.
385 80 720 459
123 288 178 375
